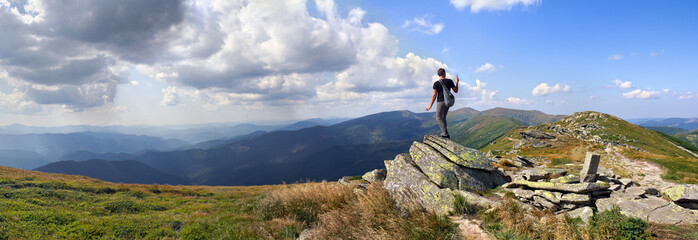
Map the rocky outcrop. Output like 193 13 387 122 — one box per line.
665 184 698 209
380 136 506 215
362 169 386 183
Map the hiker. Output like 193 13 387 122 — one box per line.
425 68 458 138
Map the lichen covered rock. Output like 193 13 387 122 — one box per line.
506 180 609 193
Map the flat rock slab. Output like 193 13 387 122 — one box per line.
423 135 496 171
535 189 562 204
648 203 698 225
596 196 670 220
507 188 534 200
560 193 591 205
506 180 610 193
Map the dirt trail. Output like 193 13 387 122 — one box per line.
450 216 491 240
604 146 674 190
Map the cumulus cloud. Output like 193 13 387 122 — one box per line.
608 54 623 60
678 91 697 100
473 62 502 73
462 79 498 104
612 79 634 89
507 97 531 105
1 0 458 113
531 83 571 96
402 15 444 35
622 89 660 99
450 0 541 12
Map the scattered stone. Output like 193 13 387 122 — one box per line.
362 169 386 183
512 156 534 167
580 152 600 182
592 190 612 197
520 131 556 140
597 167 615 178
506 180 610 194
560 193 591 205
619 178 634 188
609 184 623 191
566 206 594 223
623 187 649 199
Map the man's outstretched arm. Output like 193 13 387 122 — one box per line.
452 76 459 93
426 89 437 111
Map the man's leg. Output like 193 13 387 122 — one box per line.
436 102 450 138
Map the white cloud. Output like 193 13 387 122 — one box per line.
612 79 633 89
161 86 181 106
531 83 571 96
622 89 660 99
450 0 541 12
507 97 531 105
650 50 664 57
678 91 697 100
462 79 498 104
402 15 444 35
473 62 502 73
608 54 624 60
130 81 140 86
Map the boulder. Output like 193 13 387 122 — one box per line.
566 206 594 223
506 180 610 193
423 135 496 171
520 131 556 140
665 184 698 208
512 156 534 167
622 187 649 199
596 196 669 220
362 169 386 183
410 141 506 192
648 203 698 225
521 168 549 181
383 153 457 215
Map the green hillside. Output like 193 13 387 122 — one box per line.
676 129 698 149
482 111 698 183
480 107 565 126
642 126 689 135
449 115 523 149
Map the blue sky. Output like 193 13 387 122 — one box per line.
0 0 696 126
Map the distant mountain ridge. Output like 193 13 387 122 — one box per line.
33 107 564 185
35 160 189 185
631 118 698 131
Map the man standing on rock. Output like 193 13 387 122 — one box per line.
426 68 458 139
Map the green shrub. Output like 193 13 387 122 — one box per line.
180 221 214 240
589 207 650 240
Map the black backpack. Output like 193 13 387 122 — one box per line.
438 79 455 107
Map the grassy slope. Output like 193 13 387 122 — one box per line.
482 111 698 183
449 115 523 149
0 166 459 239
676 129 698 149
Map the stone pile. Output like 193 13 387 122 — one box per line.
364 135 508 215
504 152 698 224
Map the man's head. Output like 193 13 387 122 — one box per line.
437 68 446 78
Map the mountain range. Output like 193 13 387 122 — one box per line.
630 117 698 131
30 107 564 185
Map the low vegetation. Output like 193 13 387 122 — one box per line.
0 166 460 239
479 198 696 240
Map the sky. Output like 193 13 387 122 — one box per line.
0 0 696 126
